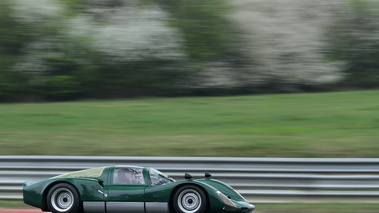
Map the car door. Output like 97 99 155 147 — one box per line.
105 166 148 213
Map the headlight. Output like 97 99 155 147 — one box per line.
217 191 237 211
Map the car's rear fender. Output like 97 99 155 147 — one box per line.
44 178 106 201
26 178 105 211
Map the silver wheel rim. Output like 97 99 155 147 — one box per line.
177 189 202 213
51 188 74 212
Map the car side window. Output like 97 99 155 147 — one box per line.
149 168 171 186
113 167 145 185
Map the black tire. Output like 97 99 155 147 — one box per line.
172 185 208 213
47 183 81 213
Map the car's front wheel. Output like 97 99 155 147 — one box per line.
173 185 207 213
47 183 81 213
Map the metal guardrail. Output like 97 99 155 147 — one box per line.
2 156 379 202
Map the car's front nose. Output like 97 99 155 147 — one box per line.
234 201 255 213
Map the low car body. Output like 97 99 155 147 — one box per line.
23 165 255 213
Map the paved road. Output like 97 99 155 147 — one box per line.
0 211 43 213
0 211 266 213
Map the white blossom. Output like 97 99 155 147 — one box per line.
12 39 56 86
228 0 346 87
67 4 187 63
11 0 64 26
11 0 187 86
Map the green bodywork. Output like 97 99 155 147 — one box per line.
23 166 255 213
23 167 112 211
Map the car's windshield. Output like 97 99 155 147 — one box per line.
149 168 175 186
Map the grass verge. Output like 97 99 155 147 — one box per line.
0 90 378 157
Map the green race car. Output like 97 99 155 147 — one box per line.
23 165 255 213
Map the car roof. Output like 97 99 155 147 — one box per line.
113 165 145 169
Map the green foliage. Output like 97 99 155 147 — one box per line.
0 0 31 100
0 0 197 101
4 0 379 101
80 59 190 99
0 1 30 56
0 70 28 101
45 76 82 100
151 0 233 61
327 0 379 88
58 0 84 12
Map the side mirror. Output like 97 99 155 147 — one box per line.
205 172 212 179
185 173 192 180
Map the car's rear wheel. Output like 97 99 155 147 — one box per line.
47 183 81 213
173 185 207 213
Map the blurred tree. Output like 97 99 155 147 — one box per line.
7 0 378 101
68 1 191 98
0 0 31 101
228 0 344 92
327 0 379 88
10 0 80 100
149 0 254 95
8 0 192 100
58 0 84 14
151 0 233 61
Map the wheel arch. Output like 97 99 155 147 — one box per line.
169 183 210 213
42 181 81 212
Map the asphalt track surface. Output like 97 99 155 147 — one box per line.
0 211 270 213
0 211 269 213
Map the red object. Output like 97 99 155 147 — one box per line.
0 210 44 213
